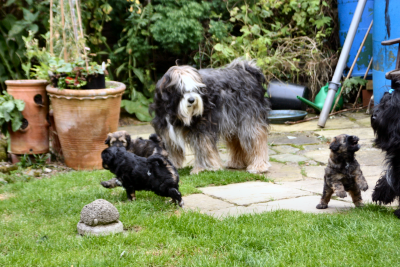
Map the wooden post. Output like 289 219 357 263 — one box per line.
60 0 68 61
50 0 53 55
75 0 89 70
353 57 373 107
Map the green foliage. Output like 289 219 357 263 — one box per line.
342 76 368 102
150 0 210 54
0 1 49 89
198 0 337 99
17 153 49 169
0 91 25 135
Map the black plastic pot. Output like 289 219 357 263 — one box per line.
267 80 309 111
83 74 105 89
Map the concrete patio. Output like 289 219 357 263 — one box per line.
119 111 389 218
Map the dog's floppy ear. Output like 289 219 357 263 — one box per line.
125 134 131 146
105 133 112 145
329 138 340 152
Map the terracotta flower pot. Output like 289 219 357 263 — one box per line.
5 80 50 154
46 81 126 170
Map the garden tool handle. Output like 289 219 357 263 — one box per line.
381 38 400 46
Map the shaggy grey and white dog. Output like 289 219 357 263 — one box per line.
149 58 271 174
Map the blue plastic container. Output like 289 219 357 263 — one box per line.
373 0 400 104
338 0 374 77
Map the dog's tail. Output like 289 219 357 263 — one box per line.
169 188 184 208
372 173 397 205
225 58 266 86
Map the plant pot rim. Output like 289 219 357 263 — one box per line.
46 81 126 98
5 80 48 86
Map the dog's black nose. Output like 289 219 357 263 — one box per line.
188 97 195 104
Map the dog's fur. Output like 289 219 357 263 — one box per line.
316 134 368 209
101 146 183 207
101 131 169 189
371 88 400 218
149 58 271 174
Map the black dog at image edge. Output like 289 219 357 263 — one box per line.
101 146 184 207
371 88 400 218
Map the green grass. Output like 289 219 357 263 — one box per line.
1 169 400 266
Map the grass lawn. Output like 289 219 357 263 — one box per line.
1 168 400 266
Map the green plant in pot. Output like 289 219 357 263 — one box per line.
24 0 125 170
0 91 25 136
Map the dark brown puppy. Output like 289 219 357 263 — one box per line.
101 131 169 189
316 134 368 209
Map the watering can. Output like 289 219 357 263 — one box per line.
297 83 343 113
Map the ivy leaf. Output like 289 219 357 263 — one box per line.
11 117 22 132
121 100 153 122
14 99 25 111
100 3 113 15
2 101 15 113
214 43 224 52
314 16 331 29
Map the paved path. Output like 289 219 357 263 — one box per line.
119 111 389 218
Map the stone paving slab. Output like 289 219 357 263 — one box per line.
182 194 235 211
266 162 303 182
302 149 330 164
269 134 320 146
119 124 155 135
354 149 385 166
205 196 353 218
271 116 359 133
199 181 312 206
273 145 300 154
304 166 325 179
270 154 309 163
314 128 374 142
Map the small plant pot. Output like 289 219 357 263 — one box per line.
83 74 105 89
46 81 125 170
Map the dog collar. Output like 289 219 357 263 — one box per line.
389 88 394 94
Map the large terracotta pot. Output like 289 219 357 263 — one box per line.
46 81 126 170
5 80 49 154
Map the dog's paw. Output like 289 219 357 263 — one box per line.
316 203 328 209
336 191 347 198
354 201 364 208
394 209 400 219
358 183 368 192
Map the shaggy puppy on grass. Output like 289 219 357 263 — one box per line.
316 134 368 209
101 146 184 207
371 88 400 218
101 131 168 189
150 58 271 175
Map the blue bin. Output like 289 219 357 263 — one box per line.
373 0 400 104
338 0 374 77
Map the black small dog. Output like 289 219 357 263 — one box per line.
316 134 368 209
371 89 400 218
101 131 168 189
101 146 184 207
